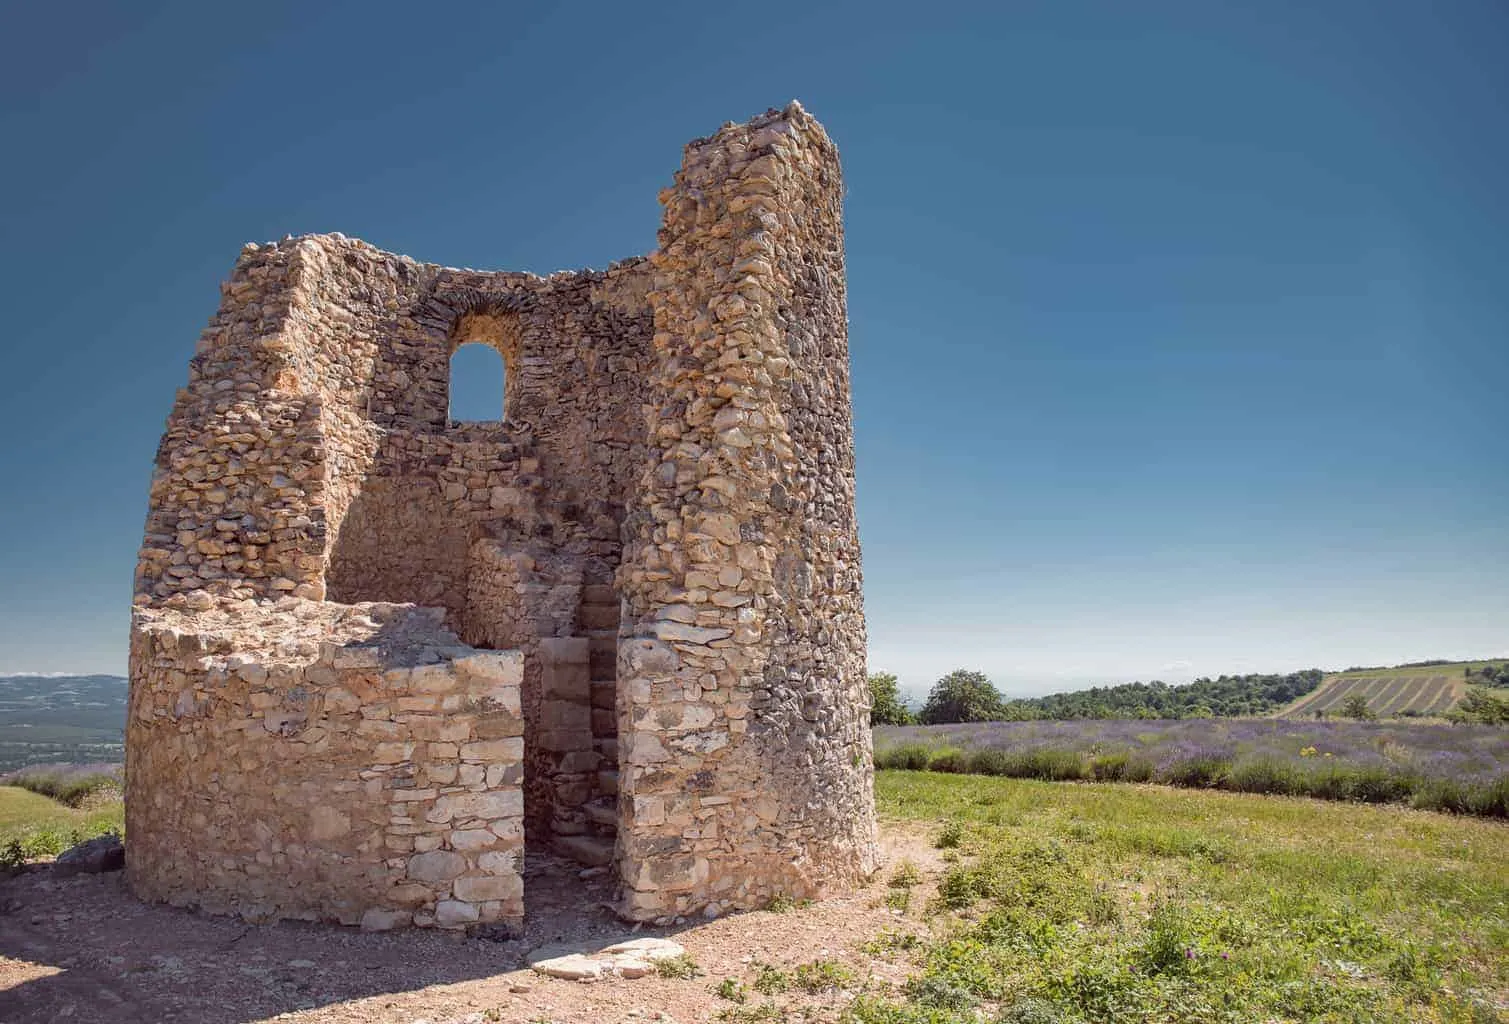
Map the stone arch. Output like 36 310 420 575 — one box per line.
449 342 507 422
440 298 526 424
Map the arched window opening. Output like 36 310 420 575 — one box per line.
449 343 507 422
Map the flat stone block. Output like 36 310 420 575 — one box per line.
552 834 615 867
538 637 590 664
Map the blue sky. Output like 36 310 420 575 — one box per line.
1 1 1504 698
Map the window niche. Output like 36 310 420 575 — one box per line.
448 311 520 424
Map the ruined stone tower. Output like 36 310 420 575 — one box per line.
127 103 879 930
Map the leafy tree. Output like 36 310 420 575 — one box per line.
867 672 913 726
1453 688 1509 725
920 670 1005 725
997 670 1325 721
1465 663 1509 688
1340 694 1375 721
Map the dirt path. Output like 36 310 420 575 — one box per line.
0 825 940 1023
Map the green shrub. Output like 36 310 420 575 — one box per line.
1224 758 1300 795
1016 749 1089 781
1412 775 1509 818
927 747 970 773
7 771 121 808
936 865 992 909
963 748 1009 776
1160 756 1230 788
877 743 934 771
935 821 964 849
1088 751 1155 783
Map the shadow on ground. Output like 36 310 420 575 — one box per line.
0 851 671 1024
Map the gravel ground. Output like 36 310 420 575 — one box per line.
0 827 938 1023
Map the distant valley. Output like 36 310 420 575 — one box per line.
0 674 126 772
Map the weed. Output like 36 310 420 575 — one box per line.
996 997 1068 1023
713 977 747 1003
904 974 977 1010
862 930 924 956
889 859 922 887
865 771 1506 1023
0 837 24 872
793 958 856 993
765 892 811 913
655 954 700 979
934 821 963 849
714 1002 782 1023
1137 898 1197 976
751 963 790 995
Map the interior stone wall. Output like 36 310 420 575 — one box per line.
129 101 876 929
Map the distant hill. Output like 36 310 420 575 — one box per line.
1274 660 1507 719
998 670 1325 720
0 674 126 772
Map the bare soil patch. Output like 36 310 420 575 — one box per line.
0 825 937 1023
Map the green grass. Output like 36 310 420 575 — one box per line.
0 785 123 862
862 770 1509 1023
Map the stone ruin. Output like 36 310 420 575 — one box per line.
126 102 879 932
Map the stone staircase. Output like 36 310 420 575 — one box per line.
551 583 620 868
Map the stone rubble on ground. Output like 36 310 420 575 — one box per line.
528 936 686 982
52 834 126 877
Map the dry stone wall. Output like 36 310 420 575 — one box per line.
614 105 878 919
129 101 875 930
127 600 525 930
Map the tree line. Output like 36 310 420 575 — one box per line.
868 668 1326 725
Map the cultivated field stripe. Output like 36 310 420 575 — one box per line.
1393 675 1428 714
1371 675 1410 715
1422 682 1458 715
1312 676 1364 713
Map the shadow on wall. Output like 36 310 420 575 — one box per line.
325 476 477 622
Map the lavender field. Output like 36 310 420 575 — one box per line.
873 719 1509 817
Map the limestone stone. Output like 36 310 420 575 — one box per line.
434 900 480 927
360 907 411 931
127 101 876 933
407 850 466 883
530 954 605 982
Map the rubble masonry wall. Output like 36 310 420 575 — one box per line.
128 101 877 929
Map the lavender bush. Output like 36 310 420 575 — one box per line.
873 719 1509 817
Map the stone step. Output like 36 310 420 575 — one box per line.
597 768 618 796
588 632 617 679
553 833 615 868
590 680 616 710
591 707 616 737
579 602 619 631
582 583 617 605
584 798 617 828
